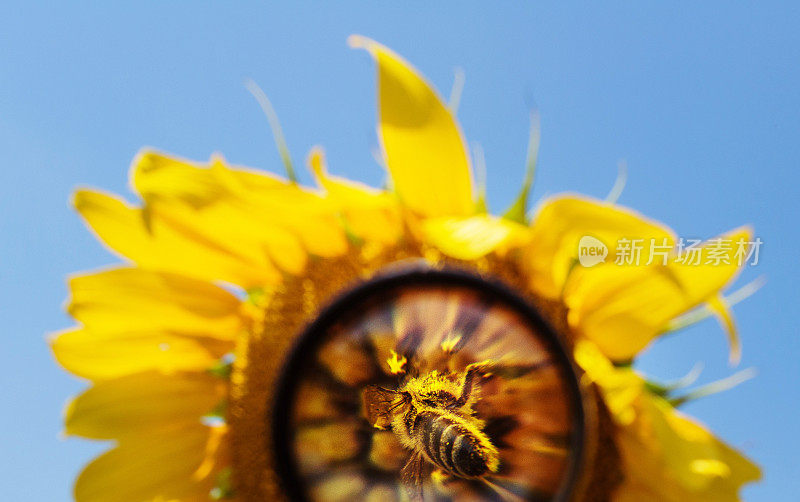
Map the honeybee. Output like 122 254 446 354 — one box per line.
363 360 500 500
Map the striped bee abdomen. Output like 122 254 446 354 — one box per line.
414 411 492 478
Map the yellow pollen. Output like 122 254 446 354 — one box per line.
387 350 407 374
440 333 462 353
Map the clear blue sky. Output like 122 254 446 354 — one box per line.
1 2 797 500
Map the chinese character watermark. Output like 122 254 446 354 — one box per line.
577 236 763 267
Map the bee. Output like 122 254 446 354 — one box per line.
363 361 500 499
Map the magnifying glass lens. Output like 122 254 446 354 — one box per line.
273 269 584 502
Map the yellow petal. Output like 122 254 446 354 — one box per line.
566 227 751 360
130 149 285 206
51 328 231 381
573 340 641 425
614 426 760 502
653 400 759 492
53 267 239 380
350 35 473 217
308 146 383 201
613 397 761 502
131 151 347 266
308 147 402 245
578 343 760 501
73 189 281 288
421 215 530 260
66 267 242 337
526 195 675 299
74 425 219 502
65 372 224 439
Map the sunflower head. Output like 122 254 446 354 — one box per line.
52 36 760 502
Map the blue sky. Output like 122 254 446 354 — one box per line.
1 2 798 500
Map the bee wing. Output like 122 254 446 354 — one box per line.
362 385 397 430
400 451 425 502
480 476 529 502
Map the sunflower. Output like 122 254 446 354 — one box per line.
51 35 760 501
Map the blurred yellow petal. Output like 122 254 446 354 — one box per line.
308 146 382 200
526 195 675 299
573 341 641 425
613 397 761 502
55 267 239 379
308 147 402 245
73 189 280 287
350 35 473 217
130 149 285 205
132 151 347 265
67 267 242 337
577 341 760 501
655 401 760 493
51 328 231 381
422 215 530 260
74 425 218 502
659 226 752 309
566 227 752 360
65 372 224 439
152 199 308 276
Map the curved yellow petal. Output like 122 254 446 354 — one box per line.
613 396 761 502
577 342 760 501
54 267 239 379
526 195 675 299
614 424 760 502
66 267 243 337
573 341 641 426
566 227 751 361
65 372 224 439
308 147 402 245
131 151 347 265
73 189 281 288
421 215 530 260
74 425 219 502
130 149 285 206
51 328 232 381
654 401 760 494
350 35 474 217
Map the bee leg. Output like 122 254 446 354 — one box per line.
465 359 495 377
454 360 495 408
400 451 425 502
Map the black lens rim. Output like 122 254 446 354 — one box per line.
271 264 585 502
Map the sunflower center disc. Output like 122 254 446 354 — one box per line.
273 267 584 502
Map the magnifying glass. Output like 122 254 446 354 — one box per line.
272 265 586 502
